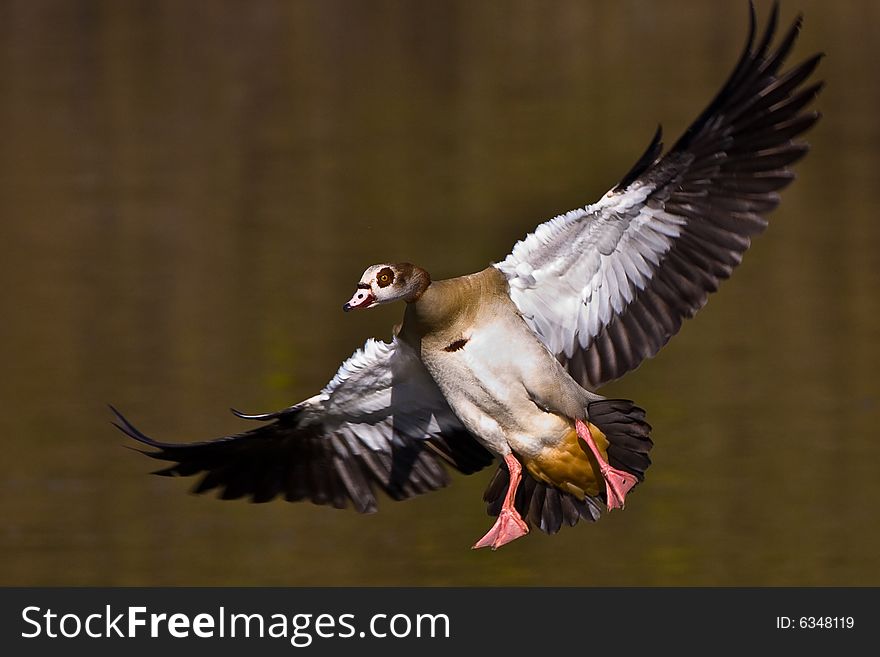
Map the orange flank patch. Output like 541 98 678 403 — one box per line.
521 422 609 499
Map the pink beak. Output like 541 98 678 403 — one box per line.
343 288 375 312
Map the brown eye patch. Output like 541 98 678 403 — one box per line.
376 267 395 288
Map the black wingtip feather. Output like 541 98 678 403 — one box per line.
230 407 276 421
693 1 755 131
578 3 822 390
754 1 779 60
109 406 160 446
614 124 664 192
114 402 491 515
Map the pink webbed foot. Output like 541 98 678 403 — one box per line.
473 452 530 550
576 418 638 511
472 509 529 550
597 461 638 510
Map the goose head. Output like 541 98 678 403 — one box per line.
343 263 431 312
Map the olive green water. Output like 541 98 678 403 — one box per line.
2 0 879 586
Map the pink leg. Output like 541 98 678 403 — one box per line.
472 453 530 550
576 418 638 511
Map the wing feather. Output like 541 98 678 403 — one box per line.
113 337 494 512
496 3 821 388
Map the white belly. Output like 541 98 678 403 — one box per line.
420 319 572 457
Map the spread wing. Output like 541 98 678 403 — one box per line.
496 3 822 389
113 337 493 513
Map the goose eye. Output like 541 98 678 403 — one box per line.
376 267 395 288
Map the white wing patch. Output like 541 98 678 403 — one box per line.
497 183 684 360
296 336 469 453
491 4 821 391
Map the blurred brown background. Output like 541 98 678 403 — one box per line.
1 0 878 585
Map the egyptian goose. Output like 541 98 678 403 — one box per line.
113 3 822 550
